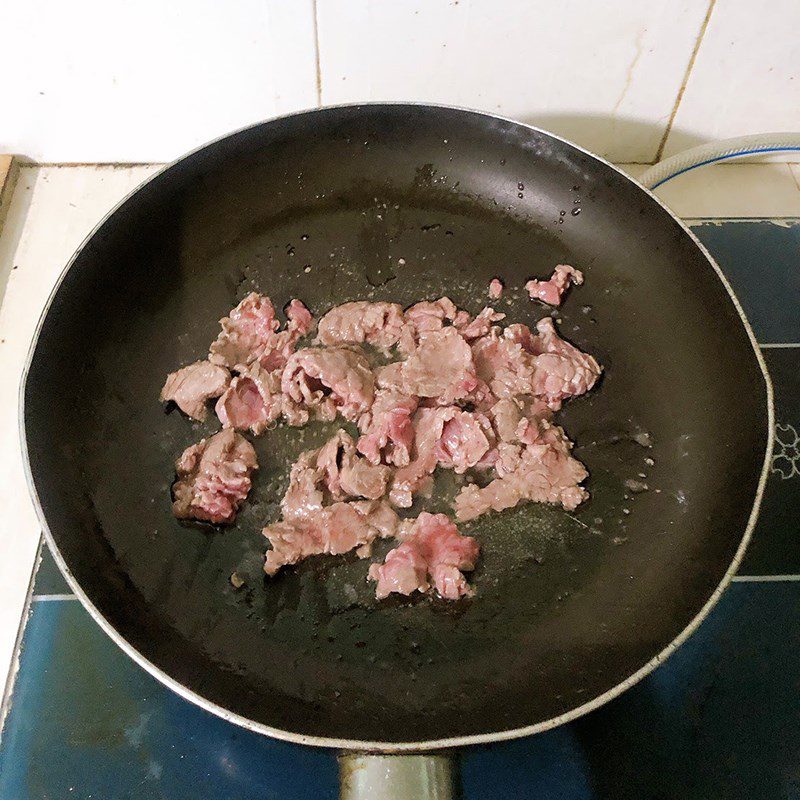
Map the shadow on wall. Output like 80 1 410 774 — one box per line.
513 112 710 163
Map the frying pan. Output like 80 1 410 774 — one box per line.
21 104 772 798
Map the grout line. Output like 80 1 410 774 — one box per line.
0 537 43 739
732 575 800 582
311 0 323 106
653 0 717 162
760 342 800 349
30 594 79 602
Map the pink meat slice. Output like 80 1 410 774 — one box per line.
435 409 495 473
525 264 584 306
263 500 403 576
160 360 230 421
471 318 600 409
404 297 463 333
389 406 493 505
471 327 538 400
281 346 375 424
172 429 257 524
401 327 478 404
488 398 523 442
286 299 314 336
455 306 506 341
209 293 313 371
488 397 552 443
476 397 553 471
389 407 451 507
254 299 316 372
357 389 419 466
368 512 480 600
488 278 503 299
397 297 470 353
281 430 391 520
454 420 588 521
215 363 284 435
374 362 404 389
316 301 405 352
209 293 280 368
529 317 601 410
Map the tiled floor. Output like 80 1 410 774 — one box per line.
0 163 799 798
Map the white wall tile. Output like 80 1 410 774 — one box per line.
316 0 710 162
0 0 318 163
664 0 800 157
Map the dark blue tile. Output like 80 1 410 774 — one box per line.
690 221 800 344
742 346 800 574
3 584 799 799
462 582 800 799
0 600 338 800
31 541 71 596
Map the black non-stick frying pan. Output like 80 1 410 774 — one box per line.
21 105 771 797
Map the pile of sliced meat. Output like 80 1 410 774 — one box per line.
161 266 601 601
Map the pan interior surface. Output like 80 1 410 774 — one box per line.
23 106 769 746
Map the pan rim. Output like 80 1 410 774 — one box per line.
18 101 775 752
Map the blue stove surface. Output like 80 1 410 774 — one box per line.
2 220 799 799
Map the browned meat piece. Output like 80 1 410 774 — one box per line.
209 293 313 371
281 345 375 425
356 389 419 466
471 318 600 410
172 429 257 524
215 363 283 434
369 512 480 600
263 500 404 576
316 301 405 352
526 264 583 306
529 317 601 410
401 327 478 404
454 420 588 520
160 360 230 421
281 430 391 520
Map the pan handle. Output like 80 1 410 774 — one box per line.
338 753 455 800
